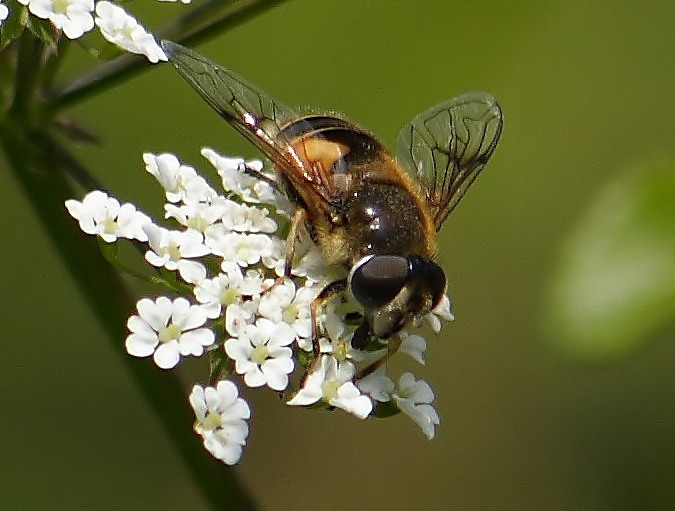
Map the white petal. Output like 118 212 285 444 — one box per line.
180 328 215 351
153 341 180 369
173 301 206 330
188 385 207 419
261 358 293 390
243 367 266 388
400 333 427 365
178 260 207 284
125 333 158 357
332 382 373 419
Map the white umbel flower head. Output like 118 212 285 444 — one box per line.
126 297 215 369
67 144 450 466
189 381 250 465
65 190 150 243
95 1 166 63
20 0 94 39
393 372 440 440
225 318 295 391
287 355 373 419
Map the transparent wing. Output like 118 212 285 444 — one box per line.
161 41 300 172
396 92 503 230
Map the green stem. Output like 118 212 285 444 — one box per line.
11 33 43 118
49 0 290 113
0 128 257 511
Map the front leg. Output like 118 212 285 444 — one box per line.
310 279 346 357
261 207 307 297
284 208 307 277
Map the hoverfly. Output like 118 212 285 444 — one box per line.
161 41 503 354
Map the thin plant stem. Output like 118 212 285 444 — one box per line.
49 0 290 113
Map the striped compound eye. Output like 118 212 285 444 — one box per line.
349 255 410 309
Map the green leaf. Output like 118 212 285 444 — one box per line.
544 159 675 359
26 16 57 48
0 4 27 49
98 237 120 261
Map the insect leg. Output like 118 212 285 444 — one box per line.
284 207 308 276
260 207 308 298
354 334 403 380
310 279 347 356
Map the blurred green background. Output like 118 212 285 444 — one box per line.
2 0 675 509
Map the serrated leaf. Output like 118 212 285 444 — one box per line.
544 159 675 359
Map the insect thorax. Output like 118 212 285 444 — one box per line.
343 180 429 263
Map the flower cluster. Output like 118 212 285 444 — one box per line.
66 149 454 464
2 0 178 62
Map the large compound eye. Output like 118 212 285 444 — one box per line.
408 256 447 309
349 255 409 309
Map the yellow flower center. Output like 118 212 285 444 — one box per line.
103 215 119 235
322 380 339 401
158 323 181 343
52 0 69 14
282 304 299 324
187 215 209 232
167 244 181 262
250 345 270 365
221 288 240 306
332 341 348 362
195 411 222 434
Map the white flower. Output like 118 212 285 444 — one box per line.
144 224 209 283
189 381 250 465
193 265 264 320
393 373 440 440
357 365 395 403
225 318 295 391
224 302 256 338
0 3 9 25
144 152 216 204
424 294 454 333
125 297 215 369
202 148 276 204
65 190 150 243
287 243 335 283
165 199 226 233
258 279 314 340
399 332 427 365
205 228 275 267
287 355 373 419
95 1 166 63
22 0 94 39
221 201 278 233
